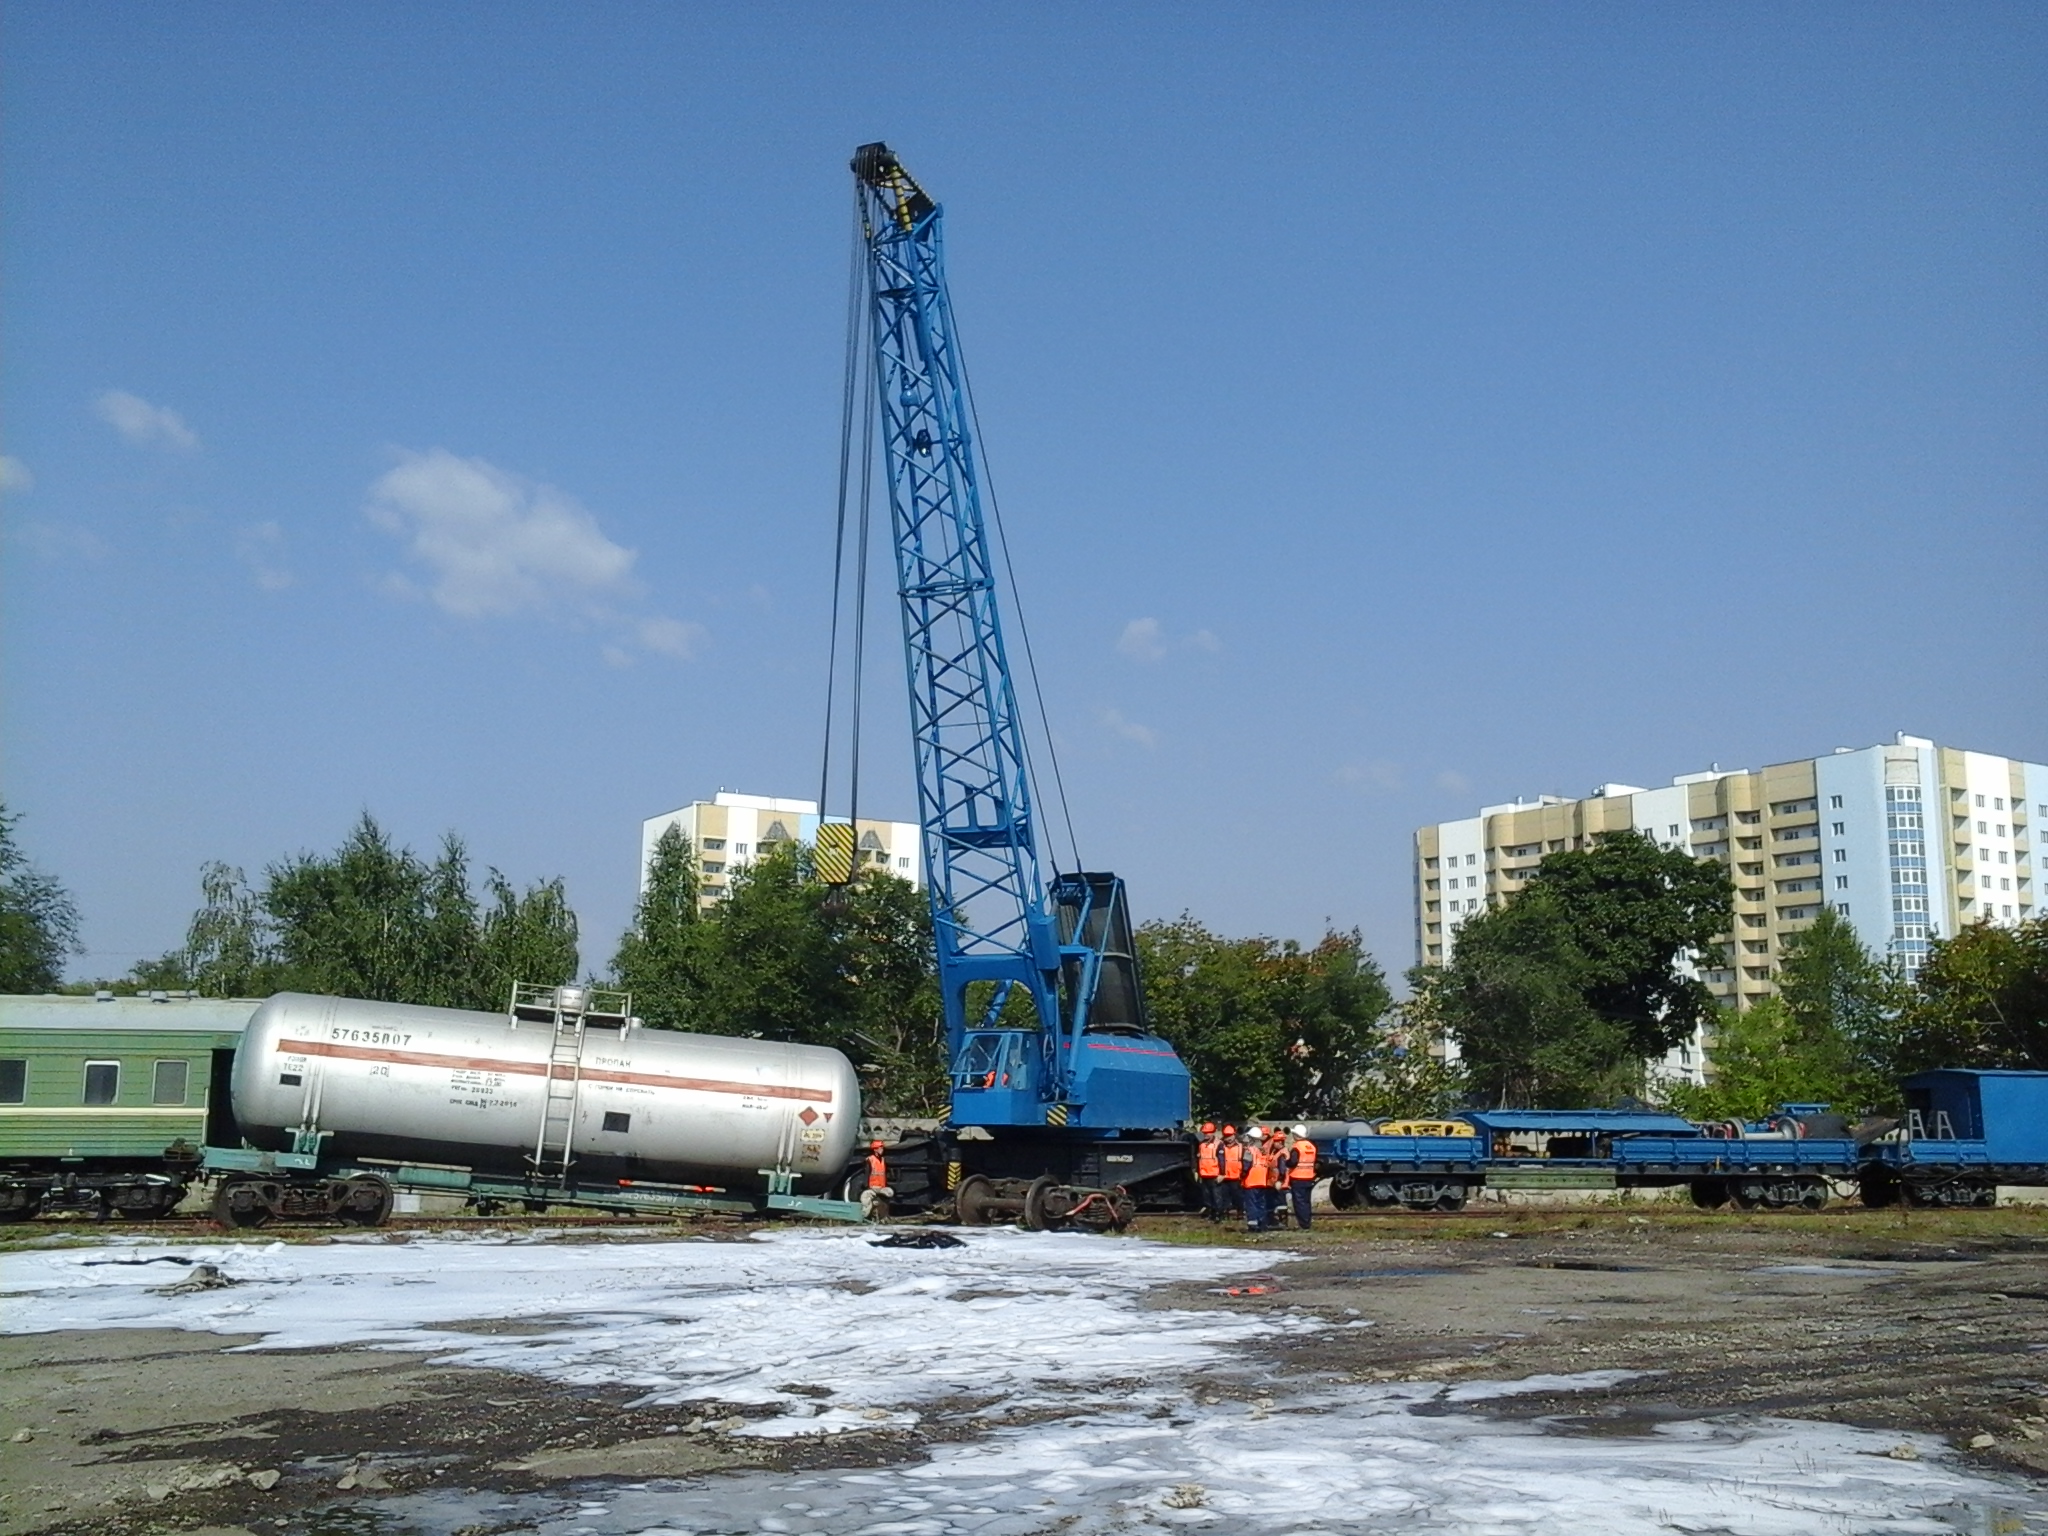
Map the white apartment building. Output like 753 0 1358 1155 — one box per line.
1415 734 2045 1082
639 791 922 909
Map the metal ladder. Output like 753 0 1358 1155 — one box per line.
525 986 589 1177
1906 1108 1957 1141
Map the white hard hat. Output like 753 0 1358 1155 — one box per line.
1248 1126 1264 1139
1292 1124 1308 1137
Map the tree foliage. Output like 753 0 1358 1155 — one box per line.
151 814 578 1007
1422 829 1733 1107
0 802 83 992
1893 917 2048 1073
610 838 945 1116
1135 916 1391 1122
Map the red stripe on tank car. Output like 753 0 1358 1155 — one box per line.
275 1038 836 1103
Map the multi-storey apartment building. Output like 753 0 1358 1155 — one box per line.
1415 733 2043 1012
639 791 922 910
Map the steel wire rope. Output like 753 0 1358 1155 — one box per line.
817 189 869 824
952 321 1084 878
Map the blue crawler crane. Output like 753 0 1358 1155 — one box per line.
842 144 1192 1228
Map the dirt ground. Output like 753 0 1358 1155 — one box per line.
3 1205 2045 1536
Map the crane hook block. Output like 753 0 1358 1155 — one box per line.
851 141 935 230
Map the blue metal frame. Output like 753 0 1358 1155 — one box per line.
851 145 1189 1132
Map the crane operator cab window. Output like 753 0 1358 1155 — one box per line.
956 1032 1028 1092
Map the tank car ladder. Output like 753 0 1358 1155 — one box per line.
512 983 597 1180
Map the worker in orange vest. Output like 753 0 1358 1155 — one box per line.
1217 1126 1244 1220
1287 1123 1318 1231
1261 1126 1290 1229
1241 1126 1273 1231
1193 1122 1222 1222
861 1140 892 1219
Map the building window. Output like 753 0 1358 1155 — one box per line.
0 1060 24 1104
1835 903 1850 915
152 1060 188 1106
1425 857 1439 869
1979 820 1989 833
1977 794 1986 807
1835 876 1849 889
701 838 725 851
1995 797 2005 810
1466 854 1477 866
83 1061 120 1106
1668 824 1680 838
1829 795 1843 809
1833 849 1847 862
701 861 725 874
734 843 749 856
2005 905 2015 919
899 857 911 869
1982 875 1993 888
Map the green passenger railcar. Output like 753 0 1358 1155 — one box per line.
0 994 258 1218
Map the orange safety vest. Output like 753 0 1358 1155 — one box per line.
1195 1138 1221 1179
1220 1142 1244 1181
1243 1144 1273 1189
867 1151 888 1190
1290 1138 1317 1181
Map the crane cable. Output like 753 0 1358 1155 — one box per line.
955 333 1084 878
823 186 1084 881
819 191 874 849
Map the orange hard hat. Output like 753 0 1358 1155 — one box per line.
871 1140 884 1151
1200 1122 1216 1134
1222 1124 1236 1135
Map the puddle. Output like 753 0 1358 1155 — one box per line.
1340 1267 1460 1278
1754 1263 1900 1278
1516 1259 1649 1273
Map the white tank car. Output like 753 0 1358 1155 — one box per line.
232 993 861 1195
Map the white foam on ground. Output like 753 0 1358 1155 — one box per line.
0 1229 1302 1431
6 1230 2040 1531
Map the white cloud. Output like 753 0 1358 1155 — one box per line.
95 390 200 451
0 456 32 494
1100 707 1159 749
366 448 696 662
235 521 294 591
1117 616 1221 662
1117 617 1168 662
635 616 706 659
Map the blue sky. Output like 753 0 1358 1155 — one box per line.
4 4 2044 983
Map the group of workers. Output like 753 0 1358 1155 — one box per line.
1193 1121 1317 1232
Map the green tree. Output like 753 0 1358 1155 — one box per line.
610 835 945 1115
1665 997 1848 1122
1894 917 2048 1072
1342 1001 1466 1121
157 815 580 1007
611 825 706 1029
1135 916 1392 1122
1426 829 1733 1106
477 872 580 1006
181 862 278 997
1771 906 1903 1107
0 802 82 992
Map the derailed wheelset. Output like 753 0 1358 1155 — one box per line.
953 1173 1135 1232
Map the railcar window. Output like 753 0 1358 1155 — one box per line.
0 1059 25 1104
83 1061 120 1106
603 1112 631 1132
153 1059 189 1105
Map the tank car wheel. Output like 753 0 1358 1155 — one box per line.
212 1179 273 1230
336 1175 393 1228
953 1174 998 1226
1327 1177 1359 1211
1730 1181 1765 1212
1434 1185 1468 1212
1021 1175 1059 1232
1795 1179 1828 1212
